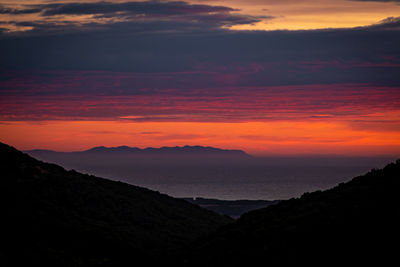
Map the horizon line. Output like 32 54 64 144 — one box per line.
22 144 399 158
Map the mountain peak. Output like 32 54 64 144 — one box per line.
82 145 250 157
85 145 140 152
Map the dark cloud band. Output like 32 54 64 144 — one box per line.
0 1 269 35
41 1 238 16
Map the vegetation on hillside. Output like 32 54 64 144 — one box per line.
181 159 400 266
0 142 232 266
2 141 399 266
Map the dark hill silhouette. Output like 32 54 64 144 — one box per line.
0 142 232 266
183 198 280 219
180 159 400 266
4 141 399 266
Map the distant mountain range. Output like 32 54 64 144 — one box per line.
27 145 251 157
25 146 253 188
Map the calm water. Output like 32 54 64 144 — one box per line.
37 155 396 200
131 157 396 200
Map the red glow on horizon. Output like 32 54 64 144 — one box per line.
1 73 399 156
1 120 400 156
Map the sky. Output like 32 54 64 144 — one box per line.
0 0 399 156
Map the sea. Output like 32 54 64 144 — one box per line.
51 156 396 200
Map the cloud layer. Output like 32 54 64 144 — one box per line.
0 1 270 34
0 1 399 155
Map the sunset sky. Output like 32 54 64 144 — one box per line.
1 0 399 155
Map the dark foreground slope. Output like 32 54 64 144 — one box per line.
183 198 279 219
0 142 232 266
182 160 400 266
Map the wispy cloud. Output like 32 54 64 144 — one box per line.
1 81 399 124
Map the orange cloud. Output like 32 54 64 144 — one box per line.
193 0 400 30
1 119 399 156
2 0 400 32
